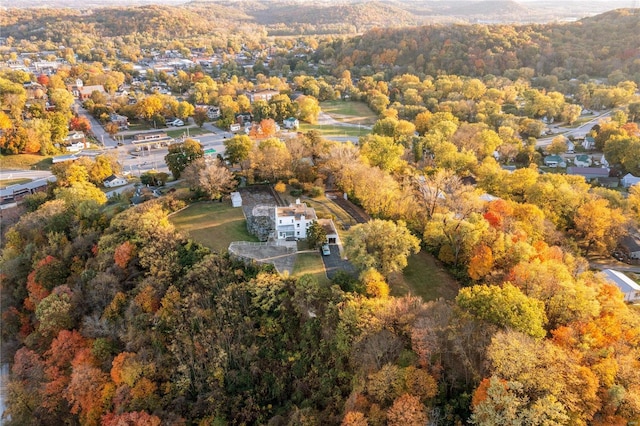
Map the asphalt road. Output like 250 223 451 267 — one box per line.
535 110 612 148
321 244 356 279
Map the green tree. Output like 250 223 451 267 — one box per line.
456 283 548 339
224 134 253 169
306 220 327 249
165 138 204 179
344 219 420 277
296 95 320 124
359 134 406 173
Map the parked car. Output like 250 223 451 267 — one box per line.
168 119 184 127
321 244 330 256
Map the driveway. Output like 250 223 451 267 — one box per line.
321 244 357 279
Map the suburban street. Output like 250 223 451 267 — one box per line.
535 110 612 148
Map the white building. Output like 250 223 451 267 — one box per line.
231 191 242 207
621 173 640 188
601 269 640 303
274 199 317 240
103 174 128 188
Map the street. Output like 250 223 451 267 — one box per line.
535 110 612 148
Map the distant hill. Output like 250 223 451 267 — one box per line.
6 0 634 27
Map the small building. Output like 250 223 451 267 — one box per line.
621 173 640 188
566 167 610 181
600 269 640 303
110 113 129 130
318 218 340 244
283 117 299 130
231 191 242 207
52 154 79 164
621 234 640 260
103 174 128 188
246 89 280 104
274 199 317 240
543 155 564 168
74 84 106 101
573 154 592 167
583 136 596 150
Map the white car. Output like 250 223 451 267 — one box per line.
168 119 184 127
321 244 330 256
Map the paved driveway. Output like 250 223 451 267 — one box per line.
321 244 357 279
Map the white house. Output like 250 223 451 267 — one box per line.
621 173 640 188
601 269 640 303
103 174 128 188
274 199 317 240
573 154 592 167
283 117 299 130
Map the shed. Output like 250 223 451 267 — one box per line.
600 269 640 303
231 191 242 207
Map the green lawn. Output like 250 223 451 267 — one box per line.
170 201 258 253
166 127 209 139
388 251 460 301
298 123 370 138
0 154 53 171
293 252 330 285
320 100 378 125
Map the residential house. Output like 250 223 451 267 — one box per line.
110 113 129 130
103 174 128 188
274 199 317 240
235 112 253 126
600 269 640 303
0 176 57 203
543 155 564 167
283 117 299 130
583 136 596 150
77 85 106 101
566 167 610 181
573 154 592 167
566 140 575 153
621 173 640 188
63 131 87 149
246 89 279 104
621 234 640 260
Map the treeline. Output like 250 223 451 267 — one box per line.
319 9 640 81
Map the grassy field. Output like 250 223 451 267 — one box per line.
293 252 330 285
302 196 358 235
166 127 209 139
0 154 53 171
0 178 31 188
298 123 370 138
169 201 258 253
388 251 460 301
320 100 378 126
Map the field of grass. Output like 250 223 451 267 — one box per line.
166 127 209 139
293 252 330 285
320 100 378 125
302 196 358 235
169 201 258 253
0 154 53 171
298 123 370 138
388 251 460 301
0 178 31 188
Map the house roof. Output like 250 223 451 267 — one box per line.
103 174 121 183
276 202 317 220
601 269 640 293
318 218 338 236
621 235 640 253
575 154 590 162
566 167 610 177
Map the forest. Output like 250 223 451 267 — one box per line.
2 4 640 426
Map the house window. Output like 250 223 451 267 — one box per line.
279 219 282 224
296 223 300 228
296 231 300 236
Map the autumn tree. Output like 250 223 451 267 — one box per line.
223 134 253 169
165 138 204 179
572 197 628 255
306 220 327 249
456 283 548 338
344 219 420 277
183 158 237 200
